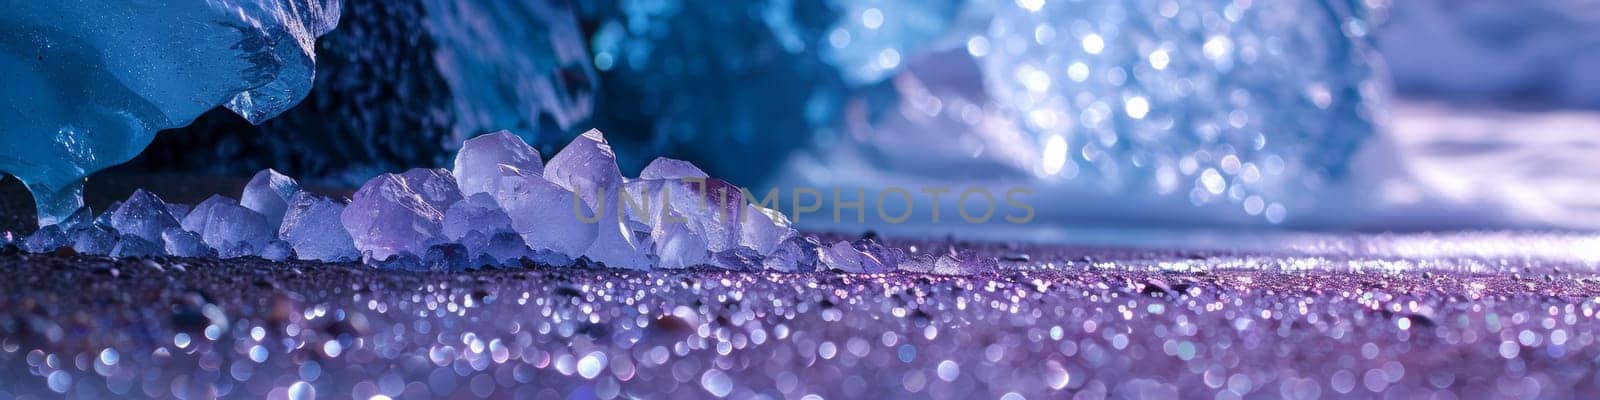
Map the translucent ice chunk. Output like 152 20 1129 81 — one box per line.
342 172 448 262
639 157 709 180
196 201 275 259
453 130 545 197
110 234 163 258
442 193 515 242
739 205 794 256
400 168 465 213
260 240 294 261
545 129 625 210
762 236 822 272
545 129 651 269
279 192 358 262
0 0 341 224
72 225 117 256
108 190 181 244
162 228 212 258
422 243 471 272
651 221 710 269
20 225 68 253
181 195 235 238
819 240 890 273
240 169 302 233
494 173 597 258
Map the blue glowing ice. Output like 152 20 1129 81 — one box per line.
0 0 341 225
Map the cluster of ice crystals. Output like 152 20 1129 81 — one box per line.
8 129 943 273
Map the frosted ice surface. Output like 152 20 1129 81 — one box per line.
343 173 448 263
545 129 624 210
453 130 545 197
162 228 211 258
197 201 275 259
399 168 464 213
72 225 117 256
20 226 68 254
639 157 709 180
422 243 471 272
651 221 710 269
544 130 651 269
260 240 294 261
479 232 533 267
109 190 181 244
280 192 358 262
443 193 515 242
495 173 596 258
109 234 162 258
739 205 794 256
761 236 822 272
0 0 340 224
241 169 302 233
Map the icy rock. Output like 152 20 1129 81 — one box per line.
20 225 69 253
443 193 515 242
279 192 358 262
162 228 211 258
852 238 903 270
423 243 471 272
182 195 232 238
712 248 763 271
110 234 163 258
400 168 464 213
819 240 890 273
740 205 794 256
1 0 341 224
762 236 822 272
109 190 181 243
931 252 996 275
624 178 746 254
479 232 533 267
544 130 651 269
241 169 302 233
58 207 95 234
453 131 545 197
72 225 118 256
342 173 448 262
95 202 120 227
495 174 596 257
443 193 523 265
639 157 709 180
545 129 625 209
260 240 294 261
166 204 192 222
184 197 273 259
652 221 710 269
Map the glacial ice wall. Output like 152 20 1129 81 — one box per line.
0 0 340 224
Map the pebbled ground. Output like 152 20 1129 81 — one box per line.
4 232 1600 399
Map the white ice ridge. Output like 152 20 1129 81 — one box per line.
6 129 945 273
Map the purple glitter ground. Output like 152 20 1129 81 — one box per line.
3 232 1598 399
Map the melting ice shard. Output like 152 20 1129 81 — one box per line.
0 0 340 224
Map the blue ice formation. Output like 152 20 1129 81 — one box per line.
0 0 341 224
